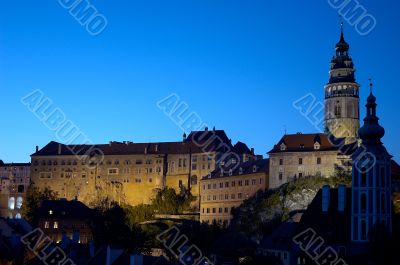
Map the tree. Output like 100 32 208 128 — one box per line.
152 187 194 214
21 186 58 225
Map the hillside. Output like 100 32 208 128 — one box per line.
230 175 352 241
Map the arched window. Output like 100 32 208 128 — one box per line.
8 197 15 210
15 213 21 219
16 197 23 209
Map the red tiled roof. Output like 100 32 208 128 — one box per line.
268 133 349 153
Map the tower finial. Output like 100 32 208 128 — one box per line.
369 78 373 94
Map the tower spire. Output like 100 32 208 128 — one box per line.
369 78 373 94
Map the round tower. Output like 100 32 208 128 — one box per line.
324 25 360 144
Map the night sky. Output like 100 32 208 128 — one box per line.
1 0 399 162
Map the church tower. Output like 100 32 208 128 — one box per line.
351 86 392 242
324 25 360 143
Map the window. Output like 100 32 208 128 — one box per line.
219 182 223 188
245 180 249 186
179 159 182 167
361 193 367 213
192 156 198 162
136 159 143 165
225 182 229 188
192 164 197 170
361 219 367 240
280 143 286 151
219 208 222 213
279 159 283 166
45 221 50 229
335 102 342 118
16 197 23 209
231 181 235 187
252 179 256 185
381 193 386 213
279 173 283 181
8 197 15 210
135 178 142 183
238 193 243 199
207 184 211 189
108 168 118 175
380 167 385 187
299 158 303 165
179 180 183 188
54 222 59 229
238 180 243 186
224 208 229 213
212 208 216 213
231 194 235 199
317 157 321 165
225 194 229 200
299 173 303 178
361 168 367 186
183 159 187 167
213 195 216 201
190 175 198 185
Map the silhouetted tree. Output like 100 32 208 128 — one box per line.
21 186 58 225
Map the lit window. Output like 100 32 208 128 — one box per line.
54 222 59 229
45 221 50 229
49 210 53 215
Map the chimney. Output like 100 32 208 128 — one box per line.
338 185 346 212
183 133 187 141
155 144 159 152
322 185 330 212
144 147 147 154
251 148 254 155
205 127 209 131
58 144 62 155
36 146 39 152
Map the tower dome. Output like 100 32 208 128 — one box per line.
358 89 385 144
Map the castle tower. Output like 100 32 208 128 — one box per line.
351 86 392 242
324 25 360 143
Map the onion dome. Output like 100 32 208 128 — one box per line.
358 83 385 144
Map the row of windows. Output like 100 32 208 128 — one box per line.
203 178 261 190
278 157 321 166
44 221 88 230
202 207 233 214
192 155 213 162
191 163 212 171
204 192 248 201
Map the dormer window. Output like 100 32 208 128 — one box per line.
314 142 320 150
280 143 286 151
49 210 53 215
300 144 305 149
229 169 233 176
239 168 243 175
253 165 257 173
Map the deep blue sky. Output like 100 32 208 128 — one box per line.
1 0 399 163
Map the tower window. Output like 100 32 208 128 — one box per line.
361 193 367 213
361 219 367 241
299 158 303 165
317 157 321 165
334 102 342 118
380 167 385 187
361 168 367 187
